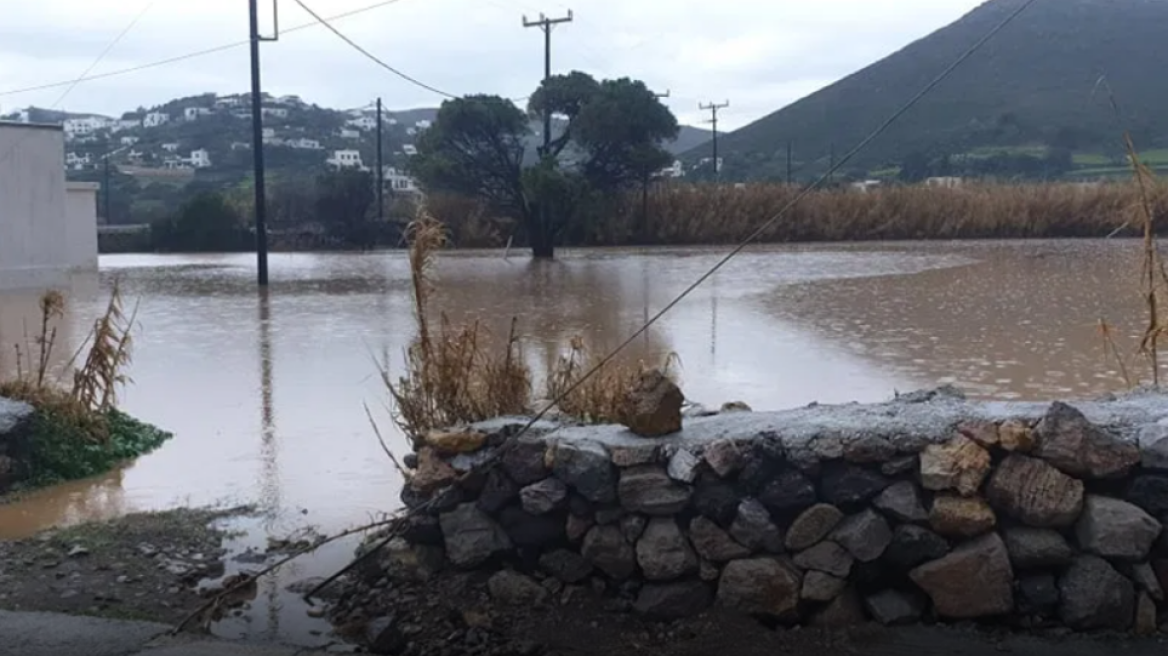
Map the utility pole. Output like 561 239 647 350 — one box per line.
376 97 384 223
523 10 573 258
700 100 729 182
103 155 111 223
523 11 573 158
248 0 278 286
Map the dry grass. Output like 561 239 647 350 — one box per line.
384 208 531 442
545 336 681 425
0 279 138 443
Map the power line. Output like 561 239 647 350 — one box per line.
0 0 408 100
290 0 457 98
515 0 1041 437
0 0 158 166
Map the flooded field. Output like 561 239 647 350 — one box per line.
0 239 1151 643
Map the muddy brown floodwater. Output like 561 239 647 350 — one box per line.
0 239 1154 645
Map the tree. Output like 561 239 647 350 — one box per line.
411 73 678 258
152 191 249 252
315 168 377 249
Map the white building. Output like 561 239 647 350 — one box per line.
183 107 212 121
339 128 361 140
0 122 99 289
326 149 364 169
415 119 432 129
850 180 882 193
111 118 141 133
925 176 963 188
215 95 243 108
402 144 418 156
120 135 139 146
657 160 684 178
346 116 377 131
231 141 251 150
187 148 212 168
161 142 179 153
288 137 322 150
63 116 109 137
65 152 92 170
262 106 289 119
384 167 421 195
143 112 170 128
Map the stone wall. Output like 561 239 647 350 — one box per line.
0 396 34 493
396 387 1168 632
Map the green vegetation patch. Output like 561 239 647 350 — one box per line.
20 407 172 488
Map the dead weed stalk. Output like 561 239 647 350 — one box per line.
546 336 681 424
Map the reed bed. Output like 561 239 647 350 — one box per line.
427 181 1168 248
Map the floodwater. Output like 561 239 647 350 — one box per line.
0 239 1152 643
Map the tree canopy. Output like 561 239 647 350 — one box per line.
410 71 679 257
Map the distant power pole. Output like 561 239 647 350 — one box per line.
248 0 278 287
523 11 573 158
376 97 384 223
700 100 729 181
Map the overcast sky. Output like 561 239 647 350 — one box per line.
0 0 987 131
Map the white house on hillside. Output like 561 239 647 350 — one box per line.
262 106 289 119
326 149 364 169
339 128 360 140
184 107 212 120
657 160 684 178
187 149 212 169
143 111 170 128
288 137 322 150
402 144 418 156
346 116 377 131
384 167 421 195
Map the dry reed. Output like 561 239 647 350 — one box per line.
0 279 138 443
545 336 681 425
384 208 531 442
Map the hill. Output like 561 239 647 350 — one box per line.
688 0 1168 182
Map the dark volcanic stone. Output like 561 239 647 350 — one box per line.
365 614 406 655
551 440 617 503
737 441 786 492
400 515 443 546
730 498 785 553
1017 574 1060 614
502 439 550 485
864 589 925 626
758 470 817 516
1127 476 1168 515
498 506 564 549
694 477 741 525
1034 401 1140 479
477 469 520 514
1059 555 1135 630
618 466 692 515
1002 527 1073 569
819 464 890 509
883 525 950 570
539 549 593 584
633 581 713 620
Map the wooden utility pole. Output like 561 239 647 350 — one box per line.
523 10 573 258
248 0 278 286
700 100 729 181
376 97 384 223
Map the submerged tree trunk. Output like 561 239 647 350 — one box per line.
529 205 555 259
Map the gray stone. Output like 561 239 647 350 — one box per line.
365 614 407 655
539 550 592 584
618 466 691 515
919 435 991 497
703 439 746 477
501 439 549 485
699 559 720 582
636 518 698 581
1002 527 1074 569
519 478 568 515
830 509 892 563
0 396 34 434
792 541 853 578
621 369 684 437
729 498 784 553
785 504 844 552
1034 401 1140 479
693 478 741 524
812 588 867 627
758 470 817 514
633 581 713 620
581 525 636 580
609 443 660 468
488 570 549 606
1017 574 1060 613
909 532 1014 618
1132 562 1164 601
1058 555 1135 630
551 440 617 503
595 507 625 525
1075 495 1162 562
1125 475 1168 515
477 469 519 514
688 517 750 562
716 557 802 621
985 454 1084 528
498 506 562 548
666 448 701 483
873 481 928 523
438 503 512 568
1138 424 1168 472
842 435 897 464
801 571 847 602
884 525 950 570
1137 592 1158 635
620 514 647 543
880 455 917 477
864 589 925 625
566 514 593 542
957 419 1001 449
820 464 890 507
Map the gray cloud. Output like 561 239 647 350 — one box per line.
0 0 986 131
